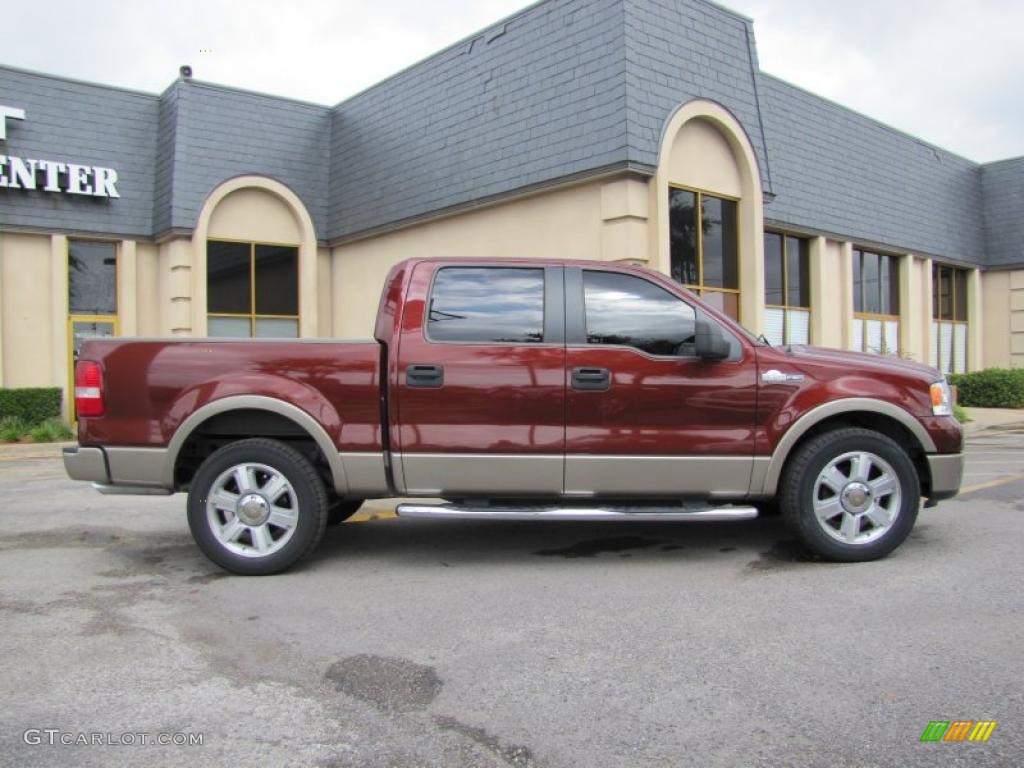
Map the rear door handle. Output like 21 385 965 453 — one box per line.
571 366 610 391
406 364 444 388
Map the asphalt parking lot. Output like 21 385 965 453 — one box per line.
1 429 1022 768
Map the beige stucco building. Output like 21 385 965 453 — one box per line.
1 0 1022 419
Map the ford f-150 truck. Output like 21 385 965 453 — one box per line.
63 258 963 574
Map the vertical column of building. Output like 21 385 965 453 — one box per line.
163 239 193 336
964 268 982 371
49 235 68 416
920 257 934 365
600 178 649 265
117 240 137 337
899 254 925 362
1010 271 1024 367
838 242 855 349
317 247 333 337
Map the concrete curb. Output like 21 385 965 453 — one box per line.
0 440 75 459
963 407 1024 437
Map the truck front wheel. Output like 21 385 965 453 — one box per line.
780 427 919 562
187 438 329 575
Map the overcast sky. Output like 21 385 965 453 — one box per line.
3 0 1021 162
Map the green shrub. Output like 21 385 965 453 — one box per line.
28 418 74 443
0 388 62 425
948 368 1024 409
0 417 28 442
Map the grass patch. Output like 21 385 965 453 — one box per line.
0 416 73 443
28 418 74 443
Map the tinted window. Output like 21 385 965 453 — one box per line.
854 249 900 315
254 245 299 316
953 269 967 322
584 271 697 357
207 241 251 314
764 232 784 306
786 236 810 308
68 240 117 314
669 188 698 285
427 267 544 344
701 196 739 289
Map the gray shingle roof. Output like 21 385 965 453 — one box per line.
760 74 986 264
980 157 1024 268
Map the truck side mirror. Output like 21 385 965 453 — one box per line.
695 318 730 361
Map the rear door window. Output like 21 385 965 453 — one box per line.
427 267 545 344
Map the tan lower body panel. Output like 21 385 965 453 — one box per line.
105 447 169 488
399 453 563 496
564 455 755 497
338 452 391 497
398 453 758 498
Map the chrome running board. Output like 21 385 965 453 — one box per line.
92 482 172 496
395 502 758 522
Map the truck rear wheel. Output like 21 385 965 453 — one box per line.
187 438 329 575
780 427 919 562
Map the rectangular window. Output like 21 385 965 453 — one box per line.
207 240 299 338
69 240 117 315
852 248 900 355
427 267 544 344
763 232 811 345
931 264 969 374
669 187 740 320
583 270 697 357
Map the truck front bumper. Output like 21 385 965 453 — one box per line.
926 452 964 502
63 445 110 483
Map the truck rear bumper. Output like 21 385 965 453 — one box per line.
927 452 964 501
63 445 110 483
63 445 173 495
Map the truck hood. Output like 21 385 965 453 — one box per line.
782 345 942 382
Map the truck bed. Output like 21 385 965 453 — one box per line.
77 338 384 453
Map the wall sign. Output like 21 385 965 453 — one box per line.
0 104 120 198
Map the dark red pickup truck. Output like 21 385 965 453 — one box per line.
64 258 963 574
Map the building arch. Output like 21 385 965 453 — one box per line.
652 100 765 331
191 175 318 337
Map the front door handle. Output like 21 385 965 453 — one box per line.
571 366 610 391
406 364 444 388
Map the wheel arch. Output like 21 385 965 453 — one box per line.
759 399 935 496
165 396 348 494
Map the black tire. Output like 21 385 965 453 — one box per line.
327 498 364 525
187 438 329 575
780 427 919 562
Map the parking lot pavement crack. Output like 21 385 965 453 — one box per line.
432 715 540 768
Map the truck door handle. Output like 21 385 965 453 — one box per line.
571 367 610 391
406 364 444 388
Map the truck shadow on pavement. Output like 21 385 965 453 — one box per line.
310 516 935 573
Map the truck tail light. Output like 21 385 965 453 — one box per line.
75 360 105 417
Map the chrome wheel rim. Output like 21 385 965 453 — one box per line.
812 451 901 546
205 462 298 558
